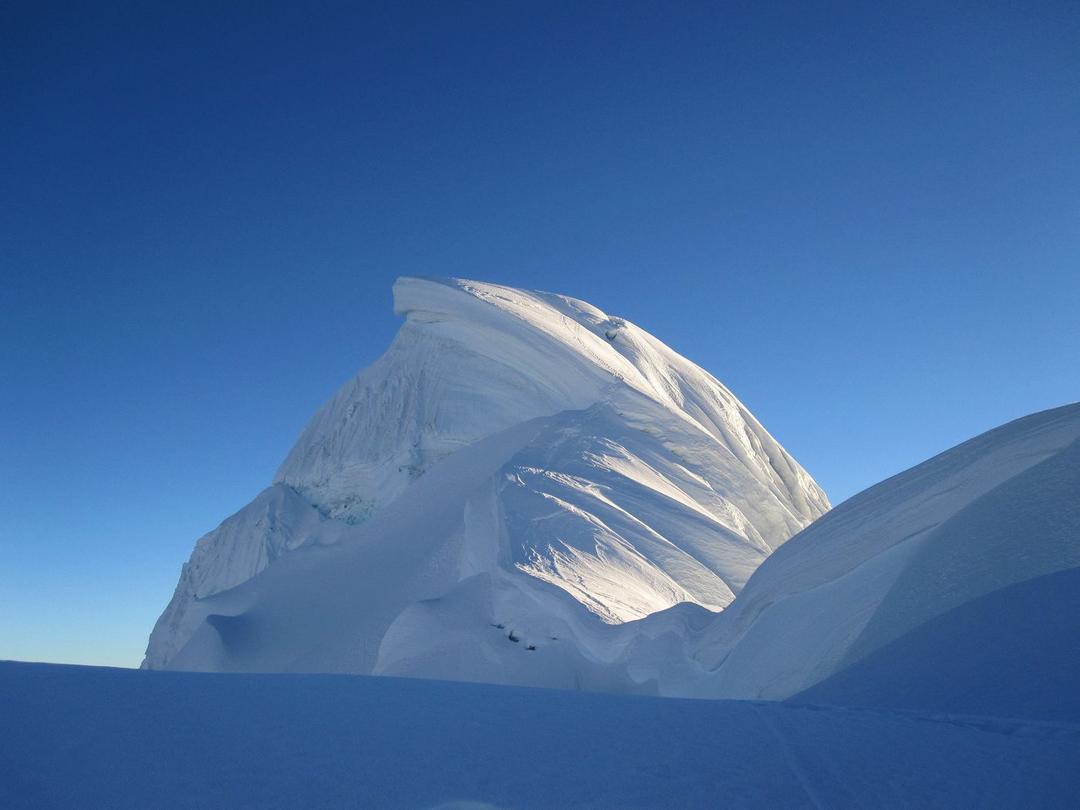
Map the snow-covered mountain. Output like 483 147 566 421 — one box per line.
145 276 1078 711
144 277 829 676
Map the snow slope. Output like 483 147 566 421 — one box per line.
144 278 828 677
687 403 1080 701
4 661 1078 809
793 565 1080 722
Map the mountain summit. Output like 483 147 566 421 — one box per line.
144 278 828 682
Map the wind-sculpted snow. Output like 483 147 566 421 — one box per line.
793 566 1080 722
144 277 827 672
687 403 1080 701
144 485 347 668
145 277 1078 715
273 277 826 525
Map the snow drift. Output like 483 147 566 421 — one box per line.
144 278 828 680
687 402 1080 705
793 565 1080 722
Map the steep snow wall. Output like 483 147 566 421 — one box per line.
273 277 826 526
144 277 828 673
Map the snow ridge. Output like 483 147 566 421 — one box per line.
684 402 1080 701
144 277 827 674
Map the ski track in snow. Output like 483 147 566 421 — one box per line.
3 661 1078 809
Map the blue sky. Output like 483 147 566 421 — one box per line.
2 1 1078 667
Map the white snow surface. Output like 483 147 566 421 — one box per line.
144 277 828 676
143 277 1079 713
5 661 1078 809
685 402 1080 701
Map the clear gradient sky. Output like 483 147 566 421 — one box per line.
2 2 1078 667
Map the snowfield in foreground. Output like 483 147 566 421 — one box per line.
3 661 1078 810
